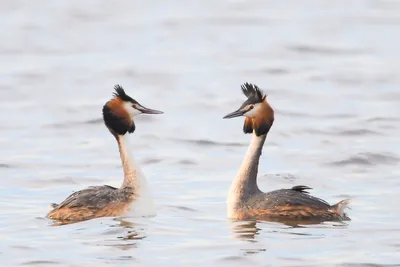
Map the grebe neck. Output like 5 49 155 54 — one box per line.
115 134 156 216
228 132 266 209
116 135 145 190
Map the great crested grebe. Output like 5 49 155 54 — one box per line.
223 83 350 223
47 85 163 223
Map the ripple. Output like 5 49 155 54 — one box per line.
96 254 137 261
301 128 334 135
219 255 255 263
85 118 103 124
329 152 400 166
204 17 269 26
39 176 104 186
21 261 60 266
44 121 89 129
338 129 383 136
177 159 197 165
366 117 400 122
260 173 299 182
167 205 197 212
0 163 13 168
174 138 247 147
339 264 400 267
11 245 38 251
287 44 366 55
142 158 164 165
278 109 355 119
262 67 289 75
301 128 383 136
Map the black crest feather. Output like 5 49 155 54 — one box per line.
241 83 266 103
113 85 138 104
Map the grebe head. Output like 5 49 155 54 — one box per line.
223 83 274 136
102 85 163 135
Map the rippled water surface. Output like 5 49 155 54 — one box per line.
1 1 400 266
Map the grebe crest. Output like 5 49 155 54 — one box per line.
222 82 350 223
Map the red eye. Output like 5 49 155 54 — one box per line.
249 105 254 110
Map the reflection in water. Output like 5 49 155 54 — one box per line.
111 217 147 241
48 216 147 241
230 218 350 241
230 216 350 241
229 218 322 240
230 220 260 241
102 218 147 256
230 220 267 256
230 218 350 258
49 219 79 227
99 218 145 262
255 217 350 228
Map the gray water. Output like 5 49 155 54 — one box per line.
1 0 400 266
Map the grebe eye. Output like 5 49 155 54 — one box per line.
249 105 254 110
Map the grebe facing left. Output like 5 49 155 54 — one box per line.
47 85 163 224
223 83 350 223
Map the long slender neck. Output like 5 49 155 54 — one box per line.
229 132 266 201
116 134 142 189
114 134 156 215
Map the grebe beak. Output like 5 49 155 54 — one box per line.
137 105 164 115
223 108 245 119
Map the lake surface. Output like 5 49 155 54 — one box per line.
1 0 400 266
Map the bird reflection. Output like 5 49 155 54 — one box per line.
48 219 79 226
229 220 268 256
112 217 147 240
48 216 148 243
258 216 350 228
229 218 308 240
230 217 350 241
230 220 260 241
102 218 148 252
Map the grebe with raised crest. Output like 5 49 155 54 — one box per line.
47 85 163 224
223 83 350 223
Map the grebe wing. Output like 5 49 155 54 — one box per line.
247 186 334 219
53 185 120 211
263 186 330 208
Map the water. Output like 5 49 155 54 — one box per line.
1 0 400 266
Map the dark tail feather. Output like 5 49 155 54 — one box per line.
50 203 58 209
331 199 350 219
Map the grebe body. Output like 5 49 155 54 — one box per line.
224 83 350 222
47 85 163 223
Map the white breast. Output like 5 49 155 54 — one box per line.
124 156 157 217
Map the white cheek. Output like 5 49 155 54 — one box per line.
123 102 142 117
244 103 262 118
131 108 142 116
